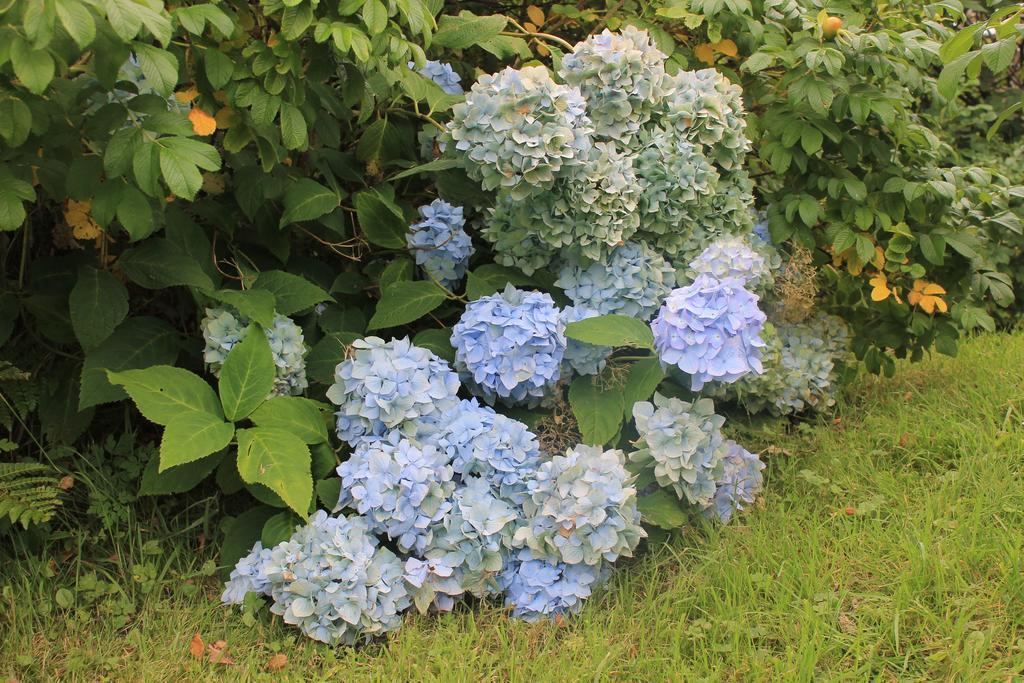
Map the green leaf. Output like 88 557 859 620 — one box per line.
107 365 222 426
55 0 96 49
465 265 534 300
159 136 220 200
317 478 342 508
362 0 388 34
800 126 823 155
622 358 665 409
236 427 312 516
159 411 234 471
118 238 215 290
208 288 277 328
565 315 655 350
919 233 946 266
412 328 455 363
938 52 981 100
80 317 180 409
568 375 625 446
0 170 35 231
219 505 278 576
637 490 689 529
379 258 413 290
133 43 178 97
105 0 143 42
279 102 308 151
218 326 275 422
306 332 360 384
115 185 155 240
368 280 446 330
0 96 32 147
355 190 407 249
39 365 94 446
280 178 339 227
433 12 507 49
69 267 129 350
204 49 234 89
251 270 331 316
261 510 300 547
251 397 328 444
10 38 54 94
138 450 222 496
355 118 406 165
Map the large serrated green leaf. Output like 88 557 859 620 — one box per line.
568 375 625 446
107 365 222 426
69 267 129 350
236 427 312 516
251 396 328 444
251 270 331 316
218 326 275 422
368 280 446 330
565 315 655 350
159 411 234 471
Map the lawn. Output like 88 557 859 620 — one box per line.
2 333 1023 681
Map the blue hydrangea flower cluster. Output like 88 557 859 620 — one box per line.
499 548 610 622
335 431 456 555
651 275 767 390
221 541 272 605
450 285 566 406
630 394 726 507
688 234 772 293
326 336 461 445
702 441 765 524
559 305 612 377
447 66 593 200
225 511 410 645
707 313 852 416
556 242 677 321
407 199 474 289
201 307 309 396
410 60 463 94
515 444 645 566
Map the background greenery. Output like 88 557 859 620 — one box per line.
0 0 1022 662
2 332 1020 680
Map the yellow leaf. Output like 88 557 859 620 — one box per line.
872 246 885 269
523 21 538 32
189 633 205 659
694 43 716 66
189 108 217 136
713 39 738 57
267 653 288 671
65 199 102 240
526 5 545 26
174 86 198 104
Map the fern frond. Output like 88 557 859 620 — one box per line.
0 461 63 528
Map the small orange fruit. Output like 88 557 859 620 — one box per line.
823 16 842 38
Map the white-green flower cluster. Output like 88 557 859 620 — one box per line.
447 65 593 200
556 242 677 321
707 313 852 416
630 394 726 507
448 28 754 315
201 307 309 396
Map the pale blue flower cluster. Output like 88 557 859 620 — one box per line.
703 441 765 524
447 66 593 199
515 445 645 566
335 431 456 554
407 199 474 289
226 511 410 645
630 394 726 507
411 60 463 94
707 313 851 416
556 242 677 321
326 336 460 445
429 399 541 506
558 27 669 141
201 307 309 396
559 306 612 377
450 286 566 406
499 548 609 622
221 541 272 605
688 235 771 292
651 275 767 390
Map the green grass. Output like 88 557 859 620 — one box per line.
3 333 1024 681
